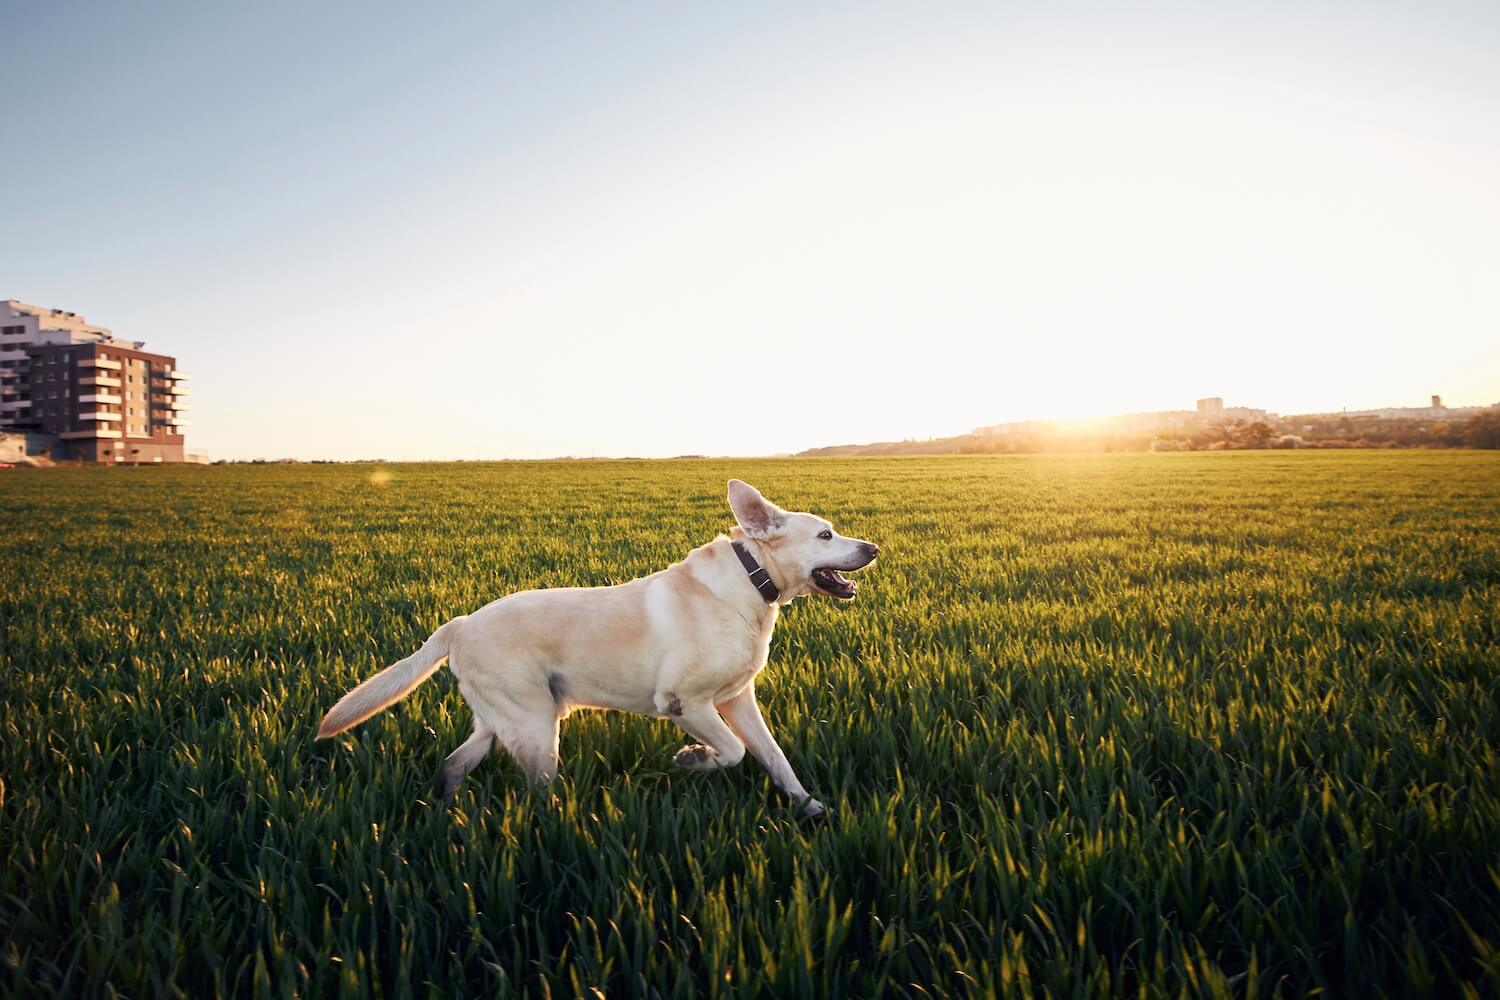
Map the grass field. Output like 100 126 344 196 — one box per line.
2 452 1498 997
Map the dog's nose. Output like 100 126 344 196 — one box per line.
865 542 880 558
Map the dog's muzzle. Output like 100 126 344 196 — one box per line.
810 543 879 600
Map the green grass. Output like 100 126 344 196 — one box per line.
2 452 1498 997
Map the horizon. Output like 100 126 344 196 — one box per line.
163 384 1500 463
4 3 1499 461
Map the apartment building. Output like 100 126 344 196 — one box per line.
2 301 116 425
1 300 191 463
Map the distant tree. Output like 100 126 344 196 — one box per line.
1460 411 1500 449
1238 422 1275 449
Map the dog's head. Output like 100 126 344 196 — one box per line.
727 479 879 601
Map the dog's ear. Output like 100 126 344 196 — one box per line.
728 479 784 538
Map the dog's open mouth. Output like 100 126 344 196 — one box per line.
810 566 860 600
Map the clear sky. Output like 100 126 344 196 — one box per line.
4 2 1498 460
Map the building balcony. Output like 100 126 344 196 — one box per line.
79 393 123 404
81 411 122 422
167 384 190 396
77 358 123 371
79 375 123 388
60 428 122 440
166 370 191 380
0 349 28 363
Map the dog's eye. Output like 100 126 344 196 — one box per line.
818 529 833 540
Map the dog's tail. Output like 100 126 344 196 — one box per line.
316 618 464 739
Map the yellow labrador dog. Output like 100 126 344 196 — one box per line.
317 480 878 816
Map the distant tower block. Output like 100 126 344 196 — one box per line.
1431 395 1443 409
1196 397 1224 420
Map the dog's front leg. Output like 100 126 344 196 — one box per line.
717 683 825 816
663 697 747 772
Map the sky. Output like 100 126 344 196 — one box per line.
3 2 1498 460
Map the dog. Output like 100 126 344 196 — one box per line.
316 479 879 816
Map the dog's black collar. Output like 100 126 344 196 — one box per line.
731 540 780 604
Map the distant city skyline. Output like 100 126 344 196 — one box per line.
4 3 1498 460
971 392 1493 432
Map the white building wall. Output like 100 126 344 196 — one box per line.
1 301 139 429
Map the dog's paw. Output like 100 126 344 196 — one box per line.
802 797 828 818
673 744 717 771
433 769 461 807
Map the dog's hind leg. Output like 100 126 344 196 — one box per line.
495 688 561 787
439 723 495 803
503 715 561 787
466 676 562 788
